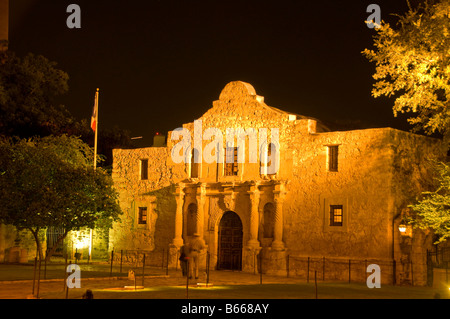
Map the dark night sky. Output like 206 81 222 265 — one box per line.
8 0 418 146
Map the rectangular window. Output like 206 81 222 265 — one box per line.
330 205 343 226
140 159 148 180
225 147 238 176
327 145 339 172
138 207 148 225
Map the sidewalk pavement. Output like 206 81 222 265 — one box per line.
0 263 442 299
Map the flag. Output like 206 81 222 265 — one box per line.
90 105 97 132
90 90 99 132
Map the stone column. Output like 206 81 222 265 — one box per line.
247 187 261 249
272 191 286 251
172 185 185 248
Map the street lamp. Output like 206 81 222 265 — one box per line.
398 223 412 237
398 224 407 233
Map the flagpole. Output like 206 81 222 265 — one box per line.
90 88 99 263
93 88 99 170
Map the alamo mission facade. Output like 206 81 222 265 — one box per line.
110 81 444 285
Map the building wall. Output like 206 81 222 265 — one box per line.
111 81 444 285
110 147 182 252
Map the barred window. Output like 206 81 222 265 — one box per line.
330 205 343 226
225 147 238 176
138 207 148 225
327 145 339 172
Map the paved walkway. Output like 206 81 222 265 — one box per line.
0 263 442 299
0 267 306 299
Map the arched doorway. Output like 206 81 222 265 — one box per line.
218 211 243 270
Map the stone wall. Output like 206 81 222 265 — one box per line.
111 81 444 285
0 224 46 263
110 147 184 254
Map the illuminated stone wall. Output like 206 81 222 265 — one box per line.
110 147 184 253
111 81 444 285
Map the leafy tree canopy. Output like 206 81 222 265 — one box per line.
363 0 450 140
0 135 122 259
0 50 74 138
409 161 450 243
0 49 135 166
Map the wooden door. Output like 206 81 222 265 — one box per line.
218 211 243 270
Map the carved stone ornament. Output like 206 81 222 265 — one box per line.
223 192 236 211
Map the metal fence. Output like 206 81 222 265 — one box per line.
106 247 424 286
109 248 172 275
284 256 398 284
427 246 450 286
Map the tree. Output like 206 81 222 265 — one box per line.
363 0 450 140
0 135 122 260
0 49 135 167
0 50 75 138
409 161 450 243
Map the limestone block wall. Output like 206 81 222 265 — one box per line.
110 81 444 285
166 95 322 183
283 128 395 260
110 147 185 257
0 225 40 262
278 127 443 284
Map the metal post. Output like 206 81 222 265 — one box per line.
307 257 310 283
32 257 37 295
44 251 47 280
166 248 169 276
206 251 210 285
110 250 114 277
286 255 290 278
162 248 165 269
253 251 256 275
120 250 123 273
322 257 325 281
348 259 351 283
36 256 42 299
259 253 263 285
315 271 318 299
65 260 71 299
142 253 146 286
63 254 67 291
392 259 396 285
411 260 414 286
186 260 189 299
